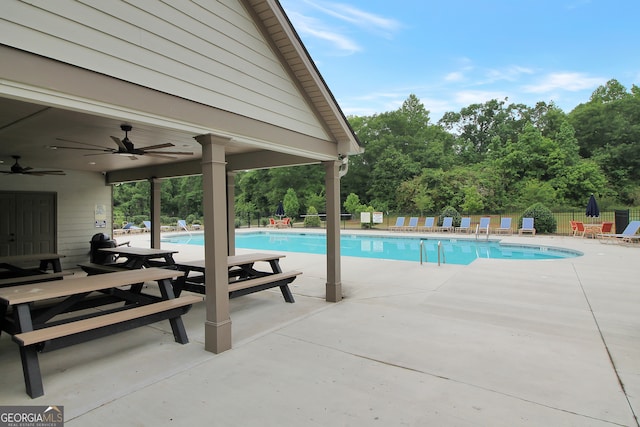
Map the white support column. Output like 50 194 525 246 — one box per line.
150 177 162 249
227 172 236 256
324 160 342 302
196 133 232 353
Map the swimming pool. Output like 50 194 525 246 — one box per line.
162 231 582 265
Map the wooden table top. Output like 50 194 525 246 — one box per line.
0 253 65 264
98 247 178 256
0 267 183 305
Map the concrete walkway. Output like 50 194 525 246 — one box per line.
1 230 638 426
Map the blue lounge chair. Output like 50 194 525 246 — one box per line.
478 217 491 234
439 217 454 232
390 217 405 231
404 217 419 231
122 222 141 233
178 219 188 231
456 217 472 233
419 217 435 232
519 217 536 235
495 217 512 234
143 221 151 232
599 220 640 244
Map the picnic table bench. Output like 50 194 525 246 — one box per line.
0 267 202 398
175 253 301 303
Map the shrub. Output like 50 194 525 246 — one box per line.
521 202 556 234
303 206 322 227
439 206 461 227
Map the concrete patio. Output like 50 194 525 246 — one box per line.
1 230 638 426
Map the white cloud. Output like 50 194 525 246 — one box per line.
445 71 465 82
523 72 605 93
285 11 361 54
304 0 402 35
485 65 534 82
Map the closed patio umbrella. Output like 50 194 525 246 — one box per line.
275 201 285 219
586 194 600 219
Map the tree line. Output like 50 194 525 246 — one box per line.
113 79 640 224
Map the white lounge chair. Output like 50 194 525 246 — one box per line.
404 217 419 231
419 217 435 232
494 217 512 234
456 217 472 233
519 217 536 235
439 217 454 232
390 217 405 231
477 217 491 235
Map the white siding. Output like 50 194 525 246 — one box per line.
1 0 331 140
0 171 111 269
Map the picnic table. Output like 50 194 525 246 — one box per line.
174 253 301 303
0 253 70 287
0 253 65 274
97 247 178 269
0 267 201 398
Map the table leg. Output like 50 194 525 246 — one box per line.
15 304 44 398
157 278 189 344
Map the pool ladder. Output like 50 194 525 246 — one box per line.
419 240 446 266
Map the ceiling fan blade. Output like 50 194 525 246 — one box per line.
22 166 33 172
144 153 177 159
25 170 66 176
55 138 110 150
110 136 127 150
52 145 111 152
139 143 175 150
144 150 194 155
84 152 112 157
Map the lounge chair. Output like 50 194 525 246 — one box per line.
418 217 435 232
178 219 189 232
519 217 536 235
439 217 454 232
573 221 585 238
143 221 151 232
570 220 578 237
599 220 640 244
277 217 291 228
456 217 472 233
267 218 277 228
477 217 491 235
599 221 614 235
122 222 142 234
389 217 405 231
494 217 512 234
404 217 419 231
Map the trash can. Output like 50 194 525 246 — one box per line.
614 209 629 234
90 233 117 264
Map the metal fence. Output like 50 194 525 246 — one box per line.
381 210 640 235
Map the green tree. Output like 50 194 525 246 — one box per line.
283 188 300 219
343 193 360 216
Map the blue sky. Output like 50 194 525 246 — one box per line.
279 0 640 121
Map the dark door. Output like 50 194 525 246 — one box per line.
0 192 56 256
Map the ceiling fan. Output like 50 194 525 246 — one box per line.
52 124 194 160
0 156 65 176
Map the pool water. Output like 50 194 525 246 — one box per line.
162 232 582 265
